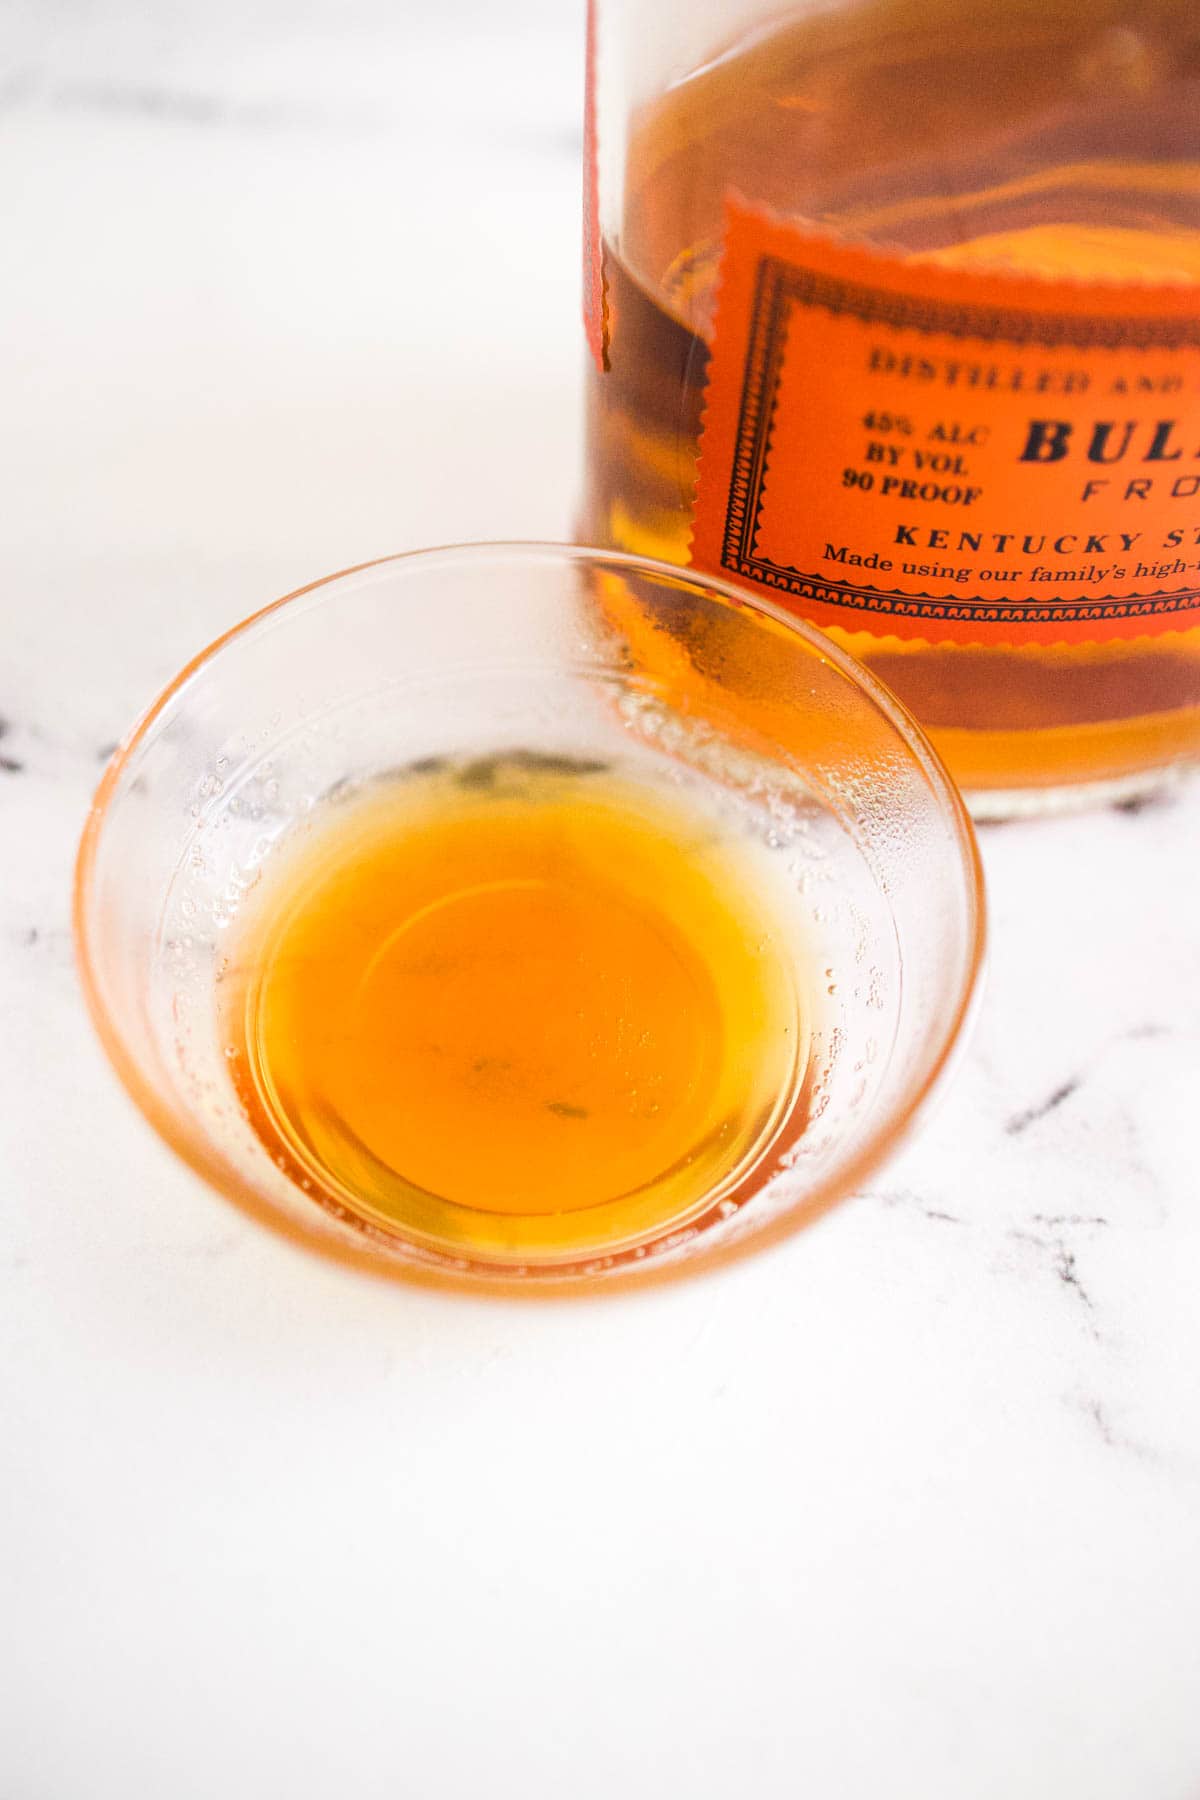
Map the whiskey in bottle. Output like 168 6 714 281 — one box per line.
583 0 1200 808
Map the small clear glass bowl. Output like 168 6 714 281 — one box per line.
75 544 985 1291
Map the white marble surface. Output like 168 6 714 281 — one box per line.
3 4 1200 1796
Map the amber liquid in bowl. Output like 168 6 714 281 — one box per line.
223 755 810 1264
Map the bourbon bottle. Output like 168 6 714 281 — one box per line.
582 0 1200 809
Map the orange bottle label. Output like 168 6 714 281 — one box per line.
582 0 606 373
692 199 1200 644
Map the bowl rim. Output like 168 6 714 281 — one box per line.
74 539 987 1295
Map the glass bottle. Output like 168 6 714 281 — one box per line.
582 0 1200 810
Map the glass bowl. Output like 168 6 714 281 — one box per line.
75 544 985 1291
